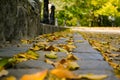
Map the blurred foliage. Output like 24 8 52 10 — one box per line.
49 0 120 26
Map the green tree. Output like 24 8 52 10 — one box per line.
49 0 120 26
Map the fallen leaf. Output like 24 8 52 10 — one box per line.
58 47 69 54
45 59 65 69
20 70 48 80
30 45 40 51
45 45 59 51
67 61 80 70
0 69 9 77
44 59 54 65
50 69 78 79
79 73 107 80
58 44 76 52
10 50 39 63
21 40 31 44
26 50 39 60
67 54 79 61
2 76 16 80
45 51 58 59
0 58 9 71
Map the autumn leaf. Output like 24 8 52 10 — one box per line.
44 59 65 69
78 73 108 80
0 69 9 77
45 51 58 59
67 61 80 70
47 36 59 41
26 50 39 60
10 50 39 63
30 45 40 51
58 44 76 52
0 58 9 71
50 68 79 79
58 59 80 70
67 54 79 61
58 47 69 54
2 76 16 80
108 62 120 70
31 42 49 51
44 59 54 65
21 39 31 44
45 58 79 70
20 70 48 80
45 45 59 51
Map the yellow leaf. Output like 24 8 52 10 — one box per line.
30 45 40 51
50 69 78 79
58 47 69 54
58 44 76 52
21 40 31 44
67 54 79 61
44 59 54 65
3 76 16 80
45 45 59 51
67 61 80 70
26 50 39 60
45 51 58 59
20 70 48 80
79 73 107 80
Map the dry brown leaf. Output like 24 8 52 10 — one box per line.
58 44 76 52
109 62 120 69
67 54 79 61
0 69 8 77
44 59 54 65
45 45 59 51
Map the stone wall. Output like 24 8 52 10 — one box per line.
40 23 68 34
0 0 41 42
0 0 68 46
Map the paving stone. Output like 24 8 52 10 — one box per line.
73 33 85 40
77 60 113 70
15 60 53 69
73 33 99 53
50 38 68 44
73 41 99 53
73 52 103 60
0 46 30 57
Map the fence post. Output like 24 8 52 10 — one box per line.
49 5 55 25
43 0 49 24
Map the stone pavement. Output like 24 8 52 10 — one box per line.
0 32 118 80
